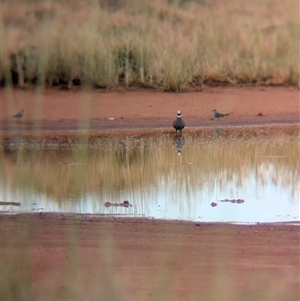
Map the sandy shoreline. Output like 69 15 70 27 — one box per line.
1 87 299 135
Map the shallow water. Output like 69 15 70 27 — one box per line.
1 126 299 223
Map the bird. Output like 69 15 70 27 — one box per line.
212 109 231 119
12 109 24 120
173 110 185 133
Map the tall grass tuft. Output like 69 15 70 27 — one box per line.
1 0 299 90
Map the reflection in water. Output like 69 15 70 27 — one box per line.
173 135 185 155
1 125 299 223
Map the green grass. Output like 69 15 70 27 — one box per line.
1 0 299 90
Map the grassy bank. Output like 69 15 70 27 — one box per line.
1 0 299 90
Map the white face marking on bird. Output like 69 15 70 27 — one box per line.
177 110 181 117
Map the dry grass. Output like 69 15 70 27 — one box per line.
1 0 299 90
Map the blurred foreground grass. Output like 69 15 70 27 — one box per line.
1 0 299 90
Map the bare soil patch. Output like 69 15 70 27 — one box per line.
1 214 299 301
1 87 299 134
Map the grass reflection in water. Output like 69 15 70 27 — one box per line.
2 125 299 218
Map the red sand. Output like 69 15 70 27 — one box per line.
1 87 299 133
1 214 299 301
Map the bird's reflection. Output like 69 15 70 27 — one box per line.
213 128 225 138
2 134 24 152
173 135 185 155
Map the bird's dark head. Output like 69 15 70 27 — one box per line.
177 110 182 117
212 109 217 113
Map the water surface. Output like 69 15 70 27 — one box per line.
2 125 299 223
